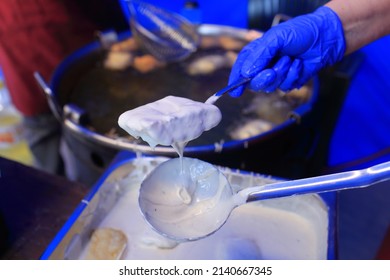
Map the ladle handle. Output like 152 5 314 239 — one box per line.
205 77 251 104
244 161 390 202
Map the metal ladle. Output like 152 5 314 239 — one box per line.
139 157 390 242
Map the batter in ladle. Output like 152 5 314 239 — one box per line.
139 157 234 241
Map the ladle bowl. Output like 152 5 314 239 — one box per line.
139 157 233 241
139 157 390 241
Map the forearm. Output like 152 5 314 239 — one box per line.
326 0 390 54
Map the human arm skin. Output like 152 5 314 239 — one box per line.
326 0 390 54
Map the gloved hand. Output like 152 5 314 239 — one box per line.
228 6 346 96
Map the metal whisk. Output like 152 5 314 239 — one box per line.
124 0 200 62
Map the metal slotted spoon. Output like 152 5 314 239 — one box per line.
125 0 200 62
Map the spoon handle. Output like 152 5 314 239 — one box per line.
244 161 390 202
205 77 251 104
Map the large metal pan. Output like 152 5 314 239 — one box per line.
35 24 320 184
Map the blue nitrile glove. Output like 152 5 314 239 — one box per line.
228 6 346 96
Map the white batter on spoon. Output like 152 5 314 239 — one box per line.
118 95 222 156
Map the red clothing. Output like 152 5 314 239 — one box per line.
0 0 127 116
